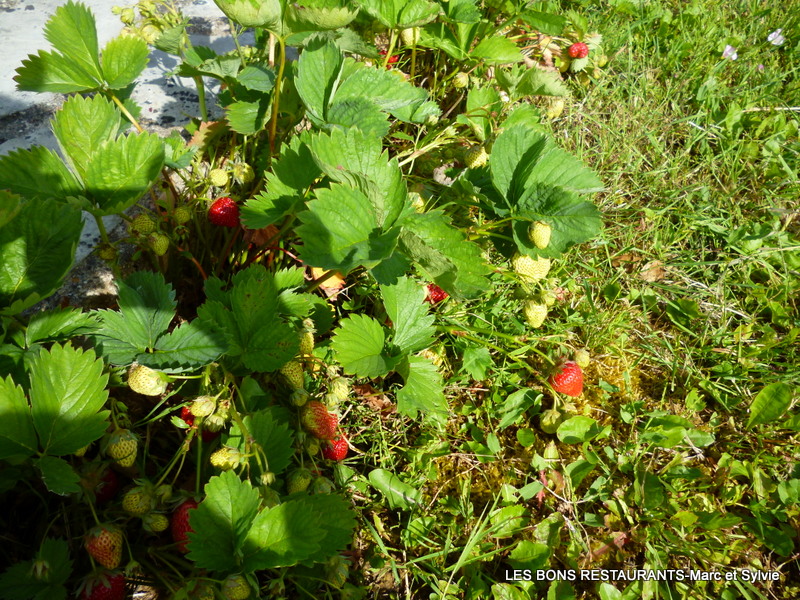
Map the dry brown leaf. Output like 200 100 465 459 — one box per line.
639 260 666 282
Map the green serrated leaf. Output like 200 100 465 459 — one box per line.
36 456 81 496
298 494 357 564
297 184 399 273
295 39 344 124
357 0 440 28
44 0 102 82
0 200 83 315
52 95 121 181
229 408 294 476
517 68 569 97
381 277 434 353
331 314 393 378
396 355 447 420
307 127 407 227
0 146 83 202
0 190 22 229
28 344 109 455
326 97 390 137
14 49 102 93
748 382 793 428
461 346 493 381
242 500 325 570
101 35 149 89
0 375 37 460
368 468 422 510
519 11 566 35
398 210 491 299
470 37 522 64
83 131 165 216
187 471 261 572
238 63 276 92
25 308 98 347
137 320 227 373
225 97 272 135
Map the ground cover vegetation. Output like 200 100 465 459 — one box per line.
0 0 797 598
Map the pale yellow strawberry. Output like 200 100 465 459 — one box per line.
512 253 551 284
208 168 229 187
528 221 552 249
106 429 138 468
128 364 168 396
464 145 488 169
523 301 548 328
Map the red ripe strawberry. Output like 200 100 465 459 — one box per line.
301 401 337 440
171 498 198 553
379 49 399 65
179 406 220 443
322 434 348 461
84 525 123 570
425 284 449 304
548 361 584 397
208 197 240 228
80 571 126 600
567 42 589 59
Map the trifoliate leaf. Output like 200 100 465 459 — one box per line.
331 314 395 378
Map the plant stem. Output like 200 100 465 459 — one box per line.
269 35 287 155
193 76 208 122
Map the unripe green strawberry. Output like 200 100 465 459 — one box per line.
453 72 469 89
400 27 420 46
148 232 170 256
96 244 117 262
222 574 250 600
173 205 192 225
130 213 156 235
287 468 313 494
539 409 563 434
290 389 310 407
208 168 229 187
323 392 340 410
544 97 565 120
329 376 350 401
106 429 138 468
301 400 337 440
143 513 169 532
190 395 216 418
298 330 314 356
528 221 552 249
464 145 488 169
210 446 241 470
122 487 153 516
305 437 321 456
523 301 548 328
84 525 123 569
512 253 551 284
280 360 305 389
543 440 560 462
574 349 590 369
128 364 168 396
232 163 255 184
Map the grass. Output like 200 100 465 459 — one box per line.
341 1 800 599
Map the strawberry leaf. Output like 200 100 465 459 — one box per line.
0 199 83 316
297 183 399 273
0 376 37 461
14 49 102 94
52 95 121 182
242 500 326 570
136 320 228 373
35 456 81 496
25 308 98 346
187 471 261 572
100 35 149 90
93 272 177 365
381 277 434 354
326 98 390 137
357 0 441 28
0 146 83 202
0 190 22 229
398 210 491 299
225 97 272 135
331 314 396 378
470 37 523 64
228 408 294 476
297 494 357 564
28 344 109 456
295 39 344 125
0 538 72 600
396 355 448 421
43 0 103 82
83 131 165 216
